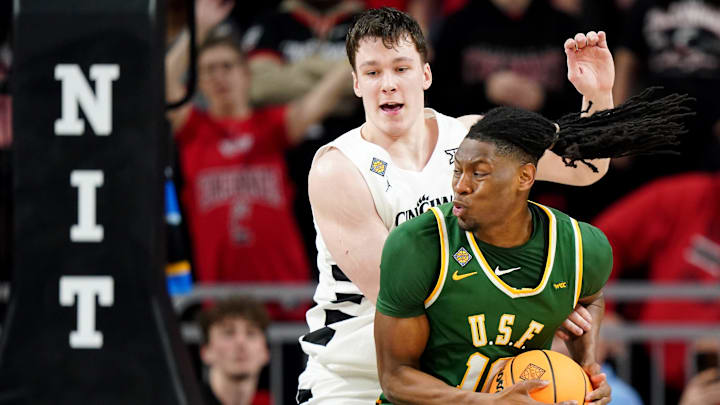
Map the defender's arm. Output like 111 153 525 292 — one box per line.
564 291 611 405
308 148 388 303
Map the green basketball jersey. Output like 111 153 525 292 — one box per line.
376 202 612 402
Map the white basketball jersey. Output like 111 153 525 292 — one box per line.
299 109 468 386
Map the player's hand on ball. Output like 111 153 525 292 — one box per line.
555 304 592 340
584 362 611 405
493 379 578 404
564 31 614 101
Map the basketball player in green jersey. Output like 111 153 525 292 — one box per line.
374 90 693 404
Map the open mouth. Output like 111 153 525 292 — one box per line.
380 103 404 113
452 202 466 217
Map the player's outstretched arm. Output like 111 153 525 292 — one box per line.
535 149 609 186
455 115 608 186
308 148 390 303
455 34 619 188
457 113 608 186
374 312 576 405
537 30 616 185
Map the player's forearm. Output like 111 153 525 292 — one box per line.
535 150 608 186
581 92 613 118
381 366 493 405
535 88 613 186
575 91 614 181
565 293 605 367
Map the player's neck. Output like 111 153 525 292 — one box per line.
360 109 438 171
209 368 258 405
473 204 533 248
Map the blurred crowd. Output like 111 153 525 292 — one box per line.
1 0 719 404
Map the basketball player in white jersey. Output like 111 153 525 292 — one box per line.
297 8 615 404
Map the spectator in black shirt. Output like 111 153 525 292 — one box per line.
429 0 581 119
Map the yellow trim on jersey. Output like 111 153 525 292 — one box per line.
165 260 191 276
465 201 557 299
571 218 584 308
424 207 450 308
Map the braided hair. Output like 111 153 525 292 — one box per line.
466 87 695 172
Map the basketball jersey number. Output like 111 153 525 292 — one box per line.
458 352 489 391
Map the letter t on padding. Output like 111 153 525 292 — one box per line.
59 276 114 349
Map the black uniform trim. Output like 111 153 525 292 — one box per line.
301 327 335 346
296 388 313 404
331 265 351 282
324 309 354 325
331 293 364 305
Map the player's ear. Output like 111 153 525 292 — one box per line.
352 70 362 98
422 62 432 90
517 163 536 191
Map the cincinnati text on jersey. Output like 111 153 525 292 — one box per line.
395 194 453 226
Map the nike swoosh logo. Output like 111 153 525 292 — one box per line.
452 270 478 281
494 266 521 276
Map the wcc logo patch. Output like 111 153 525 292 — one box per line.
370 157 388 176
453 247 472 267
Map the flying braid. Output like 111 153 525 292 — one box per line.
467 87 695 172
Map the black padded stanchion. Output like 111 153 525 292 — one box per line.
0 1 205 404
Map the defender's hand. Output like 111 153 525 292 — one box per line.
555 304 593 340
584 363 611 405
564 31 615 101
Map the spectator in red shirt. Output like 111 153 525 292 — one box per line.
198 296 273 405
594 172 720 400
165 0 350 292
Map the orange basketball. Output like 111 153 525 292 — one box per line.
489 350 592 404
